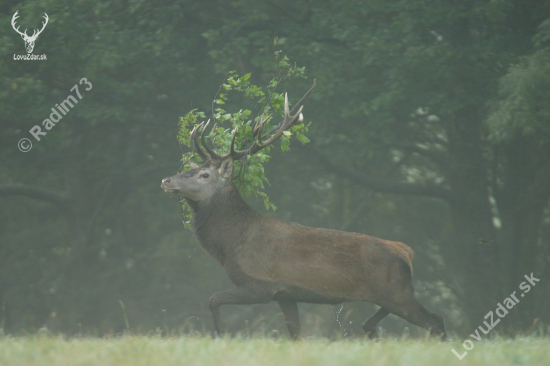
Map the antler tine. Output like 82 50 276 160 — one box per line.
189 123 199 156
200 119 222 160
219 80 314 161
11 11 27 37
248 95 304 155
189 124 198 150
226 127 251 161
255 113 272 149
252 113 271 138
190 122 209 161
34 13 48 37
229 127 238 156
284 92 290 123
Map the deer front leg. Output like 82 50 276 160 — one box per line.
208 286 270 336
277 299 301 340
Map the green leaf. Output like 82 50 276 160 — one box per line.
296 133 310 144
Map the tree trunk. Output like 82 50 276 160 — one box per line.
442 108 502 324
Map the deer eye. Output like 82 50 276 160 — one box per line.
200 173 210 179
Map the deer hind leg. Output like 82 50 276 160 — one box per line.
277 299 300 340
380 287 446 340
208 286 270 337
362 307 390 339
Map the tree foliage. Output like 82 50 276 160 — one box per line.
488 48 550 142
1 0 549 336
175 55 311 227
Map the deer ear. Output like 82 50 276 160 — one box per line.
219 158 234 179
189 161 200 169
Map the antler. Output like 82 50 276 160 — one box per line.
11 11 26 37
200 119 223 160
11 11 48 39
190 122 209 161
229 93 304 160
190 119 227 162
32 13 49 39
189 79 316 162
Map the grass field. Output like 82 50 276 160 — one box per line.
0 335 548 366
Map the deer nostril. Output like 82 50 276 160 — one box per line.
161 178 172 189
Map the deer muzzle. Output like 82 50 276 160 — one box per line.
161 177 180 193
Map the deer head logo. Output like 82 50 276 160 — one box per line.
11 11 49 54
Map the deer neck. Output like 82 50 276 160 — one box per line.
188 184 258 262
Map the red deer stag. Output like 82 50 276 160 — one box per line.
161 91 446 340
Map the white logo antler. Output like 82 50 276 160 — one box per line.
12 11 49 54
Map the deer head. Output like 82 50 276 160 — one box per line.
12 11 49 54
161 92 306 203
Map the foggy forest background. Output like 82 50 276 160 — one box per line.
1 0 549 338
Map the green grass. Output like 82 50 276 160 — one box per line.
0 336 548 366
